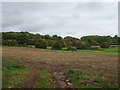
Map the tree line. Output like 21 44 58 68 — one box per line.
2 31 120 50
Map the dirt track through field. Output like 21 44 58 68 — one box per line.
22 66 39 88
2 47 118 88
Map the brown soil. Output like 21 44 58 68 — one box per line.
2 47 118 88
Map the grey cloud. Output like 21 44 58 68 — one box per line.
75 2 105 11
2 2 118 37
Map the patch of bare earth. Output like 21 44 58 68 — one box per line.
2 47 118 88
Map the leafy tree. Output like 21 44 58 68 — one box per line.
118 37 120 45
35 39 47 49
81 35 114 46
75 40 89 49
44 34 52 40
64 40 71 47
58 36 62 40
52 35 62 40
59 40 66 47
16 34 29 44
112 35 118 45
72 37 79 40
3 40 18 46
47 40 54 47
52 41 62 50
69 40 76 46
100 42 110 48
2 32 120 48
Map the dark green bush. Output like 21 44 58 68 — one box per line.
100 42 110 48
67 46 77 51
35 39 47 49
52 41 62 50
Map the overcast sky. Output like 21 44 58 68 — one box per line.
2 2 118 38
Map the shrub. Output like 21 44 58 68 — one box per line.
64 40 71 47
35 39 47 49
52 41 62 50
22 43 27 47
67 46 77 51
59 40 66 47
100 42 110 48
48 40 54 47
2 40 18 46
75 40 89 49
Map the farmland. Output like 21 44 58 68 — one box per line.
2 47 119 88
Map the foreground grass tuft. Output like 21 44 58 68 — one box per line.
3 59 56 88
2 59 28 88
65 69 118 88
34 70 56 88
